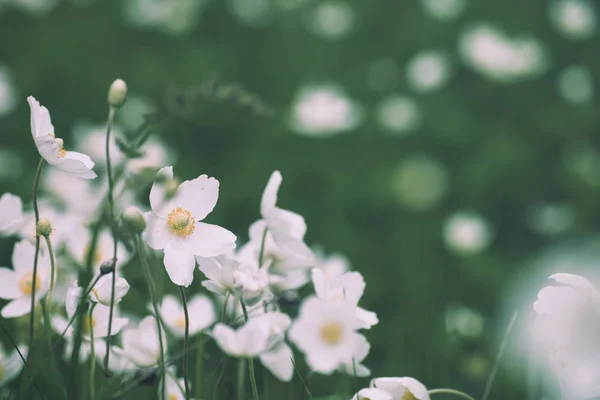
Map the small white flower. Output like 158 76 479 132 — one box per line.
288 296 361 374
370 377 430 400
27 96 97 179
0 343 28 387
312 269 378 329
352 387 393 400
213 321 270 357
122 316 168 367
197 253 241 296
159 294 216 337
143 166 237 287
0 193 26 236
406 50 451 93
549 0 596 40
0 241 52 318
419 0 466 21
89 274 130 306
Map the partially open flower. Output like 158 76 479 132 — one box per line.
89 274 130 306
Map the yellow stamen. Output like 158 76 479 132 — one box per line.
169 394 178 400
320 321 343 345
174 315 187 330
167 207 196 238
54 136 67 159
402 391 417 400
19 273 41 296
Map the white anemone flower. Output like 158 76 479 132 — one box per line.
0 240 52 318
197 253 241 296
212 321 270 358
352 388 393 400
143 166 237 287
67 228 130 274
159 294 215 337
370 377 431 400
340 334 371 377
27 96 97 179
0 343 28 388
0 193 26 236
89 274 130 306
233 260 271 306
122 316 168 367
288 296 361 374
312 269 378 329
160 371 187 400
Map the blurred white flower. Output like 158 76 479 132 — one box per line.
304 0 355 40
557 65 594 104
406 50 451 93
143 166 236 287
420 0 466 21
72 121 124 166
126 137 174 176
121 316 168 367
288 296 361 374
248 311 294 381
159 294 215 337
197 253 241 296
526 202 575 236
89 274 130 306
390 154 448 211
533 273 600 399
0 65 17 117
228 0 272 27
375 95 422 135
339 333 371 377
0 343 27 387
459 24 547 83
0 241 52 318
312 269 378 329
290 84 363 137
314 251 349 280
27 96 97 179
443 211 493 255
212 321 270 357
370 377 431 400
123 0 210 35
0 193 25 236
160 372 187 400
352 388 392 400
19 204 83 248
445 303 485 338
233 260 271 306
67 228 130 274
549 0 596 40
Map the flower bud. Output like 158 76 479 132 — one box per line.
90 274 130 306
122 206 146 234
100 259 115 275
108 79 128 108
36 218 53 237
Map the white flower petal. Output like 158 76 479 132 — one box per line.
550 273 596 290
259 342 294 382
143 213 171 250
0 268 21 299
163 240 196 287
213 323 238 355
352 388 392 400
55 151 97 179
0 193 25 234
1 297 33 318
260 170 282 217
186 222 236 258
27 96 54 139
176 175 219 221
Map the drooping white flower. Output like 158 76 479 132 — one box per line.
370 377 431 400
121 316 168 367
197 253 241 296
312 269 378 329
143 166 237 287
0 193 25 236
212 321 270 358
159 294 216 337
89 274 130 306
352 388 393 400
27 96 97 179
0 343 28 388
0 241 52 318
288 296 361 374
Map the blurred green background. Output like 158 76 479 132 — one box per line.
1 0 599 398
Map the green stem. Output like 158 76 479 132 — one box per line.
104 106 118 373
248 357 259 400
43 235 56 310
237 358 246 400
179 286 190 400
195 337 204 400
89 304 97 400
136 236 166 400
481 311 518 400
258 226 268 267
28 157 45 349
428 389 477 400
290 357 313 400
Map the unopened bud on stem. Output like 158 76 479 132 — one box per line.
36 218 53 237
122 206 146 234
108 79 128 108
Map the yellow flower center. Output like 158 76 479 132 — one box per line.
167 207 195 238
169 394 178 400
402 391 417 400
174 315 187 330
19 273 41 296
82 314 97 335
320 321 343 345
48 134 67 158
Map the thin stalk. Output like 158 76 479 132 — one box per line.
213 294 231 400
428 389 476 400
258 226 268 267
43 235 56 311
136 235 166 399
239 299 259 400
104 106 118 373
89 304 97 400
179 286 191 400
28 157 45 349
481 311 518 400
290 357 313 400
237 358 246 400
195 337 204 400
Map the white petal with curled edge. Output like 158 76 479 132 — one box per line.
176 175 219 221
1 298 32 318
356 307 379 329
398 377 430 400
186 222 236 258
259 342 294 382
270 228 314 263
213 323 238 355
143 213 171 250
55 151 97 179
266 207 307 240
163 240 195 287
27 96 55 139
0 268 21 299
550 273 596 290
261 170 282 217
352 388 392 400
